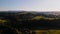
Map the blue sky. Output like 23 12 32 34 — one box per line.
0 0 60 11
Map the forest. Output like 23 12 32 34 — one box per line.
0 11 60 34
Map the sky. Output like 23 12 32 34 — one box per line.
0 0 60 11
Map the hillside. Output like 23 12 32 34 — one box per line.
0 11 60 34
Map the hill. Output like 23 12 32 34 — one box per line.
0 11 60 34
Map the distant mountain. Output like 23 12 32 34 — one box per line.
0 11 60 19
38 12 60 18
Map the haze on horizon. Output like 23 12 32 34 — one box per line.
0 0 60 11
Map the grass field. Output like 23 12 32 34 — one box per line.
31 30 60 34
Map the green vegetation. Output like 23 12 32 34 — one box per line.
0 11 60 34
31 16 60 20
32 16 43 20
0 19 7 24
